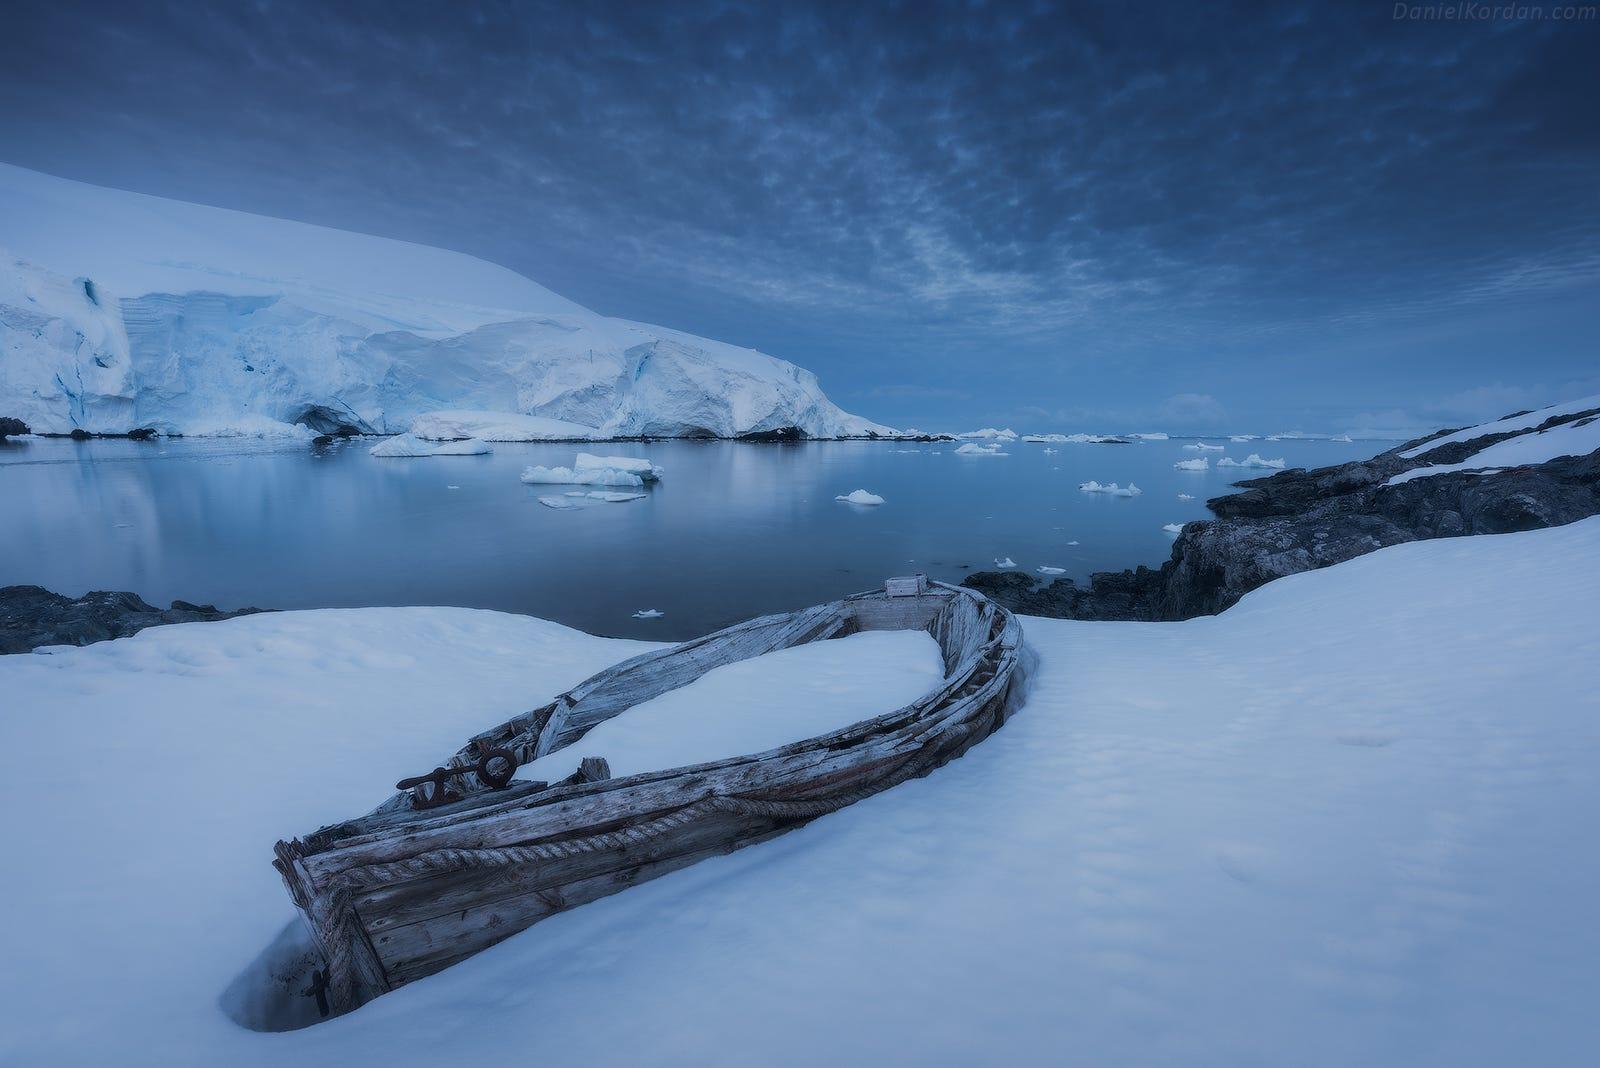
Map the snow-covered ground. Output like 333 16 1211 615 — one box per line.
0 164 888 439
3 521 1598 1065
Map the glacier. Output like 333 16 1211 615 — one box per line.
0 163 890 439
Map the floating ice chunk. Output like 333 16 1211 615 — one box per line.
835 489 885 506
1036 565 1066 575
520 465 645 487
632 608 664 619
1330 434 1353 443
565 490 647 503
1218 453 1287 469
1178 493 1195 500
1173 458 1209 471
1079 480 1142 496
955 442 1007 456
537 495 583 509
1126 432 1168 440
1042 447 1057 454
1067 540 1080 546
994 557 1016 568
1182 443 1224 451
371 433 492 458
1162 523 1185 534
955 427 1018 441
1230 435 1256 442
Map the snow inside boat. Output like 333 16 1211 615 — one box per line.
273 578 1023 1016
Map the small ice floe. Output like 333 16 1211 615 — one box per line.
1230 435 1257 442
1182 442 1224 451
1079 480 1142 496
994 557 1017 568
1178 493 1195 500
568 490 647 502
955 442 1008 456
632 609 664 620
1042 447 1058 454
1162 523 1185 534
1036 565 1066 575
1067 540 1080 546
370 434 492 458
1218 453 1287 469
1173 458 1209 471
1331 433 1353 443
1126 432 1169 440
446 485 461 490
835 489 885 505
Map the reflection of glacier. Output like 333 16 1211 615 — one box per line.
0 164 889 440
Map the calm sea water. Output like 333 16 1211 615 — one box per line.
0 435 1388 639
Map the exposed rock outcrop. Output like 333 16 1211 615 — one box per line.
0 586 266 654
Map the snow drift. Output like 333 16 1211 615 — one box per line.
0 163 889 439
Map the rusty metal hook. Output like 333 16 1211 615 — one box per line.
397 741 519 810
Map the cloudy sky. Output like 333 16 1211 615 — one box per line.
3 0 1596 433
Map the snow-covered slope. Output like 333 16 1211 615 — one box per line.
1389 392 1600 484
3 520 1598 1065
0 163 889 438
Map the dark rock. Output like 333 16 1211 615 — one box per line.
738 426 807 443
0 417 29 438
69 428 92 441
312 434 335 446
967 433 1600 622
1 586 268 654
127 427 159 441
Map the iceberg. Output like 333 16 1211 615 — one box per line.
519 465 645 488
1173 458 1209 471
631 609 665 620
1217 454 1287 469
1183 442 1224 451
574 453 663 482
993 557 1016 568
1079 481 1142 496
1126 432 1168 440
0 163 890 439
370 434 492 458
955 428 1018 441
835 489 885 506
1178 493 1195 500
955 442 1007 456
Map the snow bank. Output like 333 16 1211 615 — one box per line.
521 630 942 783
5 521 1600 1063
835 489 885 506
409 410 603 442
0 163 890 438
1173 458 1209 471
1079 480 1142 496
1217 453 1287 469
370 434 492 458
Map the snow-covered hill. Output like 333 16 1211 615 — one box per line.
3 519 1596 1064
0 164 890 438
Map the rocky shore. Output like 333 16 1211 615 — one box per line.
0 586 266 654
965 405 1600 621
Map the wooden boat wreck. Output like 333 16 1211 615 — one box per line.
274 578 1023 1016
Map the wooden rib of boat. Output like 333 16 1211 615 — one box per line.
273 578 1023 1015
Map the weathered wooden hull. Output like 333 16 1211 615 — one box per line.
274 582 1022 1014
